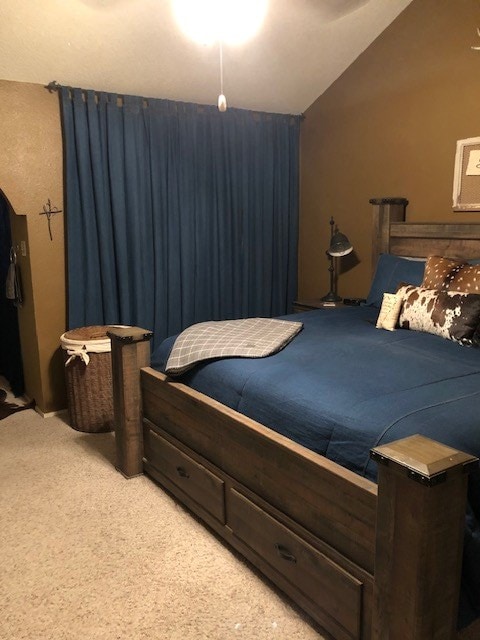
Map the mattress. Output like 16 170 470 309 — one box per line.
151 305 480 626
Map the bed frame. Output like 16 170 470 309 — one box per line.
108 198 480 640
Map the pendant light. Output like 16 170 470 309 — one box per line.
217 40 227 112
171 1 269 112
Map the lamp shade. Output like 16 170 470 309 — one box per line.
327 231 353 257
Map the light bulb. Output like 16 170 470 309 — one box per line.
218 94 227 112
172 0 268 46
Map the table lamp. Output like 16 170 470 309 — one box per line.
321 216 353 303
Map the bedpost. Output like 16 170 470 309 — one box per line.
370 197 408 275
370 434 478 640
107 326 153 478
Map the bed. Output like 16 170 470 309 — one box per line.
108 198 480 640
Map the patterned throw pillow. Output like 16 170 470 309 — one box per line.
397 284 480 345
376 293 403 331
422 256 480 293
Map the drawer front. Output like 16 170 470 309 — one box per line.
229 489 362 640
145 427 225 524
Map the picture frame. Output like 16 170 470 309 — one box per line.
452 136 480 211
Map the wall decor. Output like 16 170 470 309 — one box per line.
38 199 62 240
452 136 480 211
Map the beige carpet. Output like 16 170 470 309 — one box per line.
0 410 325 640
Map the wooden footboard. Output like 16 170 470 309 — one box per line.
108 328 478 640
142 367 375 640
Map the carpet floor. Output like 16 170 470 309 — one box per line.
0 410 325 640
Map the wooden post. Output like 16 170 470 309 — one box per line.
369 197 408 275
107 326 153 478
370 434 478 640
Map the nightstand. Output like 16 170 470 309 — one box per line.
293 299 344 313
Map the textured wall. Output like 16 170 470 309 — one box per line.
3 0 480 408
0 80 65 413
300 0 480 302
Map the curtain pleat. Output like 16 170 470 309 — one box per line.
60 88 300 346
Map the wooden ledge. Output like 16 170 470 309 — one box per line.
107 326 153 344
370 434 478 486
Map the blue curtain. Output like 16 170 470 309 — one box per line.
60 88 300 345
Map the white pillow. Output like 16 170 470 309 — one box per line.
376 293 403 331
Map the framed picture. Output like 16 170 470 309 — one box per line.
452 136 480 211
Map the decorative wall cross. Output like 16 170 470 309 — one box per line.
39 199 62 241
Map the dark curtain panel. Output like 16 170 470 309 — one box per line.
60 88 300 346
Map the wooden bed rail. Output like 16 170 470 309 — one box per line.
108 326 153 478
109 328 479 640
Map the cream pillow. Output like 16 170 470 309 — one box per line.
376 292 403 331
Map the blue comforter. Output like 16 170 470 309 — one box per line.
151 305 480 626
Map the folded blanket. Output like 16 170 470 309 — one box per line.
165 317 303 376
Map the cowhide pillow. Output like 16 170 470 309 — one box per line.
397 284 480 345
422 256 480 293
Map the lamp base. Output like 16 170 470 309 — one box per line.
320 291 342 303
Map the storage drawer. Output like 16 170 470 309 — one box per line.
144 427 225 524
229 489 363 640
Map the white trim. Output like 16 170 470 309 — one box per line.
34 406 68 419
452 136 480 211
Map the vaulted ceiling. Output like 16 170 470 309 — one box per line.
0 0 413 114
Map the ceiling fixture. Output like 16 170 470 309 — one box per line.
172 0 268 45
218 41 227 112
172 0 268 111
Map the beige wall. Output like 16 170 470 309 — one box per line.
300 0 480 302
3 0 480 409
0 81 66 413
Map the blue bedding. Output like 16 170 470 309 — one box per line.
151 305 480 627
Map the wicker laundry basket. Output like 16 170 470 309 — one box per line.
61 325 115 433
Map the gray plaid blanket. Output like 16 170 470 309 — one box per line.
165 317 303 376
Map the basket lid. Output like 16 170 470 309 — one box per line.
63 325 111 341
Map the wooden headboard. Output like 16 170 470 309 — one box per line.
370 197 480 274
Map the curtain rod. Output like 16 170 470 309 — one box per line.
45 80 305 120
46 80 62 92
